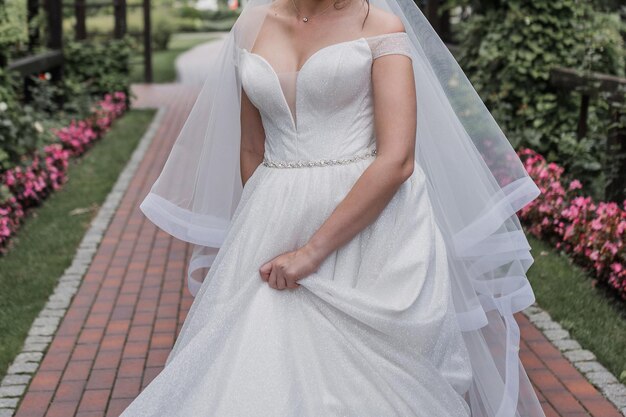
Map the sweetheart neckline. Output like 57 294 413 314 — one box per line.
240 31 408 132
241 31 407 75
241 36 373 132
242 36 371 75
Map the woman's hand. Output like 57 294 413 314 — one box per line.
259 244 325 290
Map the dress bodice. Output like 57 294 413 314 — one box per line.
238 32 413 163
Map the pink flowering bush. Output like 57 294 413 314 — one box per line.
91 92 127 134
54 120 98 157
518 147 626 299
1 144 70 209
0 195 23 245
53 91 127 156
0 92 127 251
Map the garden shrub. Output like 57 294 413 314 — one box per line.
63 36 133 97
0 0 28 63
0 2 134 249
456 0 625 193
0 67 16 108
178 6 241 21
0 69 50 170
152 12 175 51
0 92 128 251
173 6 241 32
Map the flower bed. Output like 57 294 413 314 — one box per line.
518 147 626 299
0 92 127 251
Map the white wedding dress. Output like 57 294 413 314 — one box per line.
122 31 475 417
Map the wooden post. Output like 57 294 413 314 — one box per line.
550 67 626 202
114 0 127 39
425 0 440 35
27 0 40 51
143 0 153 83
440 7 451 43
43 0 63 104
577 94 590 140
45 0 62 50
45 0 62 82
606 103 626 202
74 0 86 40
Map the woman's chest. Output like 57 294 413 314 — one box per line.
238 39 374 129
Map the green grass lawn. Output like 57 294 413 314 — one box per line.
131 32 218 83
0 109 156 381
526 234 626 383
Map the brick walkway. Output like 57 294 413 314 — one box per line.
11 82 624 417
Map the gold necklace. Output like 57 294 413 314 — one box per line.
290 0 335 22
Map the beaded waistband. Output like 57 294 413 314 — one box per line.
262 148 377 168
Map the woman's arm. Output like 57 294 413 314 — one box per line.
240 87 266 187
259 45 417 290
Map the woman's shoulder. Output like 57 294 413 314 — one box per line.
362 4 406 38
361 5 411 60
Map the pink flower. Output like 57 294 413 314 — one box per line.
569 179 582 190
1 91 127 250
516 146 626 300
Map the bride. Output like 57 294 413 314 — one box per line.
123 0 547 415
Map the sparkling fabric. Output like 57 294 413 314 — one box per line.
121 32 474 416
262 147 377 168
368 32 413 59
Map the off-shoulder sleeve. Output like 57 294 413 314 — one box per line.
367 32 413 60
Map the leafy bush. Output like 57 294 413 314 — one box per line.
178 5 241 20
174 16 238 32
457 0 625 191
0 0 28 62
27 73 64 115
0 70 51 170
152 12 175 50
0 23 132 172
0 67 16 108
0 104 49 170
0 92 128 251
63 36 133 97
58 77 98 121
173 5 240 32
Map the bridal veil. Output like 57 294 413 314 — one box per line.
139 0 545 416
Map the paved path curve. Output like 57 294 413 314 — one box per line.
175 32 229 85
7 36 625 417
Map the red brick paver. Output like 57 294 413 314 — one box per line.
13 83 622 417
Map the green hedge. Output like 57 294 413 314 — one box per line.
456 0 625 195
0 0 28 63
63 36 133 98
0 36 132 170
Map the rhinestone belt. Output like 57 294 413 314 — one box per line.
262 148 377 168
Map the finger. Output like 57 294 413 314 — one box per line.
268 265 278 289
276 270 287 290
259 262 271 281
284 271 299 289
286 279 300 289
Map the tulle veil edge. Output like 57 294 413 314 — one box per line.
139 1 546 416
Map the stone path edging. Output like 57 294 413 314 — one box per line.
522 303 626 416
0 107 166 417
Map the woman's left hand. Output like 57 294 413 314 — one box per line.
259 244 324 290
